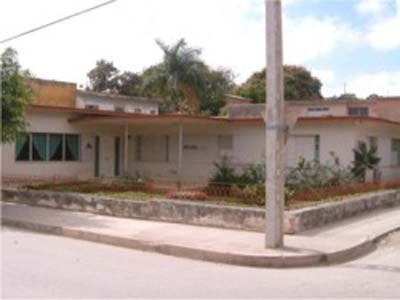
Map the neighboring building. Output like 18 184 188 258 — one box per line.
2 78 400 185
76 90 159 115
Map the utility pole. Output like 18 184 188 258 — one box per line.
265 0 285 248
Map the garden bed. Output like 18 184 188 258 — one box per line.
22 180 400 210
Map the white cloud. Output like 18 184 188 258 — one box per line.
347 71 400 97
0 0 363 86
365 0 400 50
283 16 360 64
310 69 340 97
356 0 388 15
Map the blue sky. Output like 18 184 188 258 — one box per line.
279 0 400 97
0 0 399 98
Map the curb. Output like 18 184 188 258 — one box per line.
3 217 397 268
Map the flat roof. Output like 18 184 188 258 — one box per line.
30 104 263 125
77 90 160 104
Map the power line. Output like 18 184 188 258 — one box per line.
0 0 117 44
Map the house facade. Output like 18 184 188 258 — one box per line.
2 78 400 186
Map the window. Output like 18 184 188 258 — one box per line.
135 135 142 161
49 134 63 161
65 134 80 161
314 135 320 162
348 107 369 116
114 105 125 112
85 104 99 110
15 134 30 161
15 133 80 162
307 107 330 116
32 133 47 161
368 136 378 150
391 139 400 165
134 108 142 114
218 135 233 158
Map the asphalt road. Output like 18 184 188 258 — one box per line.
2 227 400 299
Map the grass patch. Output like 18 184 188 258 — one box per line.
93 191 161 201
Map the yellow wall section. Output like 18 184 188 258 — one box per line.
28 79 76 108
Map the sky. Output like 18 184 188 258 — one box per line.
0 0 399 98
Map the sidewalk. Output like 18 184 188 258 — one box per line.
2 202 400 268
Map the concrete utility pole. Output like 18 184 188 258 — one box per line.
265 0 285 248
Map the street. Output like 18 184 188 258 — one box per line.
2 227 400 298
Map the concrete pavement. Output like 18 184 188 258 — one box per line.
3 227 400 298
2 202 400 267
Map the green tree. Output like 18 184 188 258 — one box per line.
236 65 322 102
200 68 235 115
87 59 119 92
1 48 33 143
142 39 208 114
352 142 381 182
114 71 142 96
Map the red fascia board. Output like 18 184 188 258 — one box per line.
298 116 400 127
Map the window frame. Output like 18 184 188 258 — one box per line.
15 132 80 163
348 107 369 116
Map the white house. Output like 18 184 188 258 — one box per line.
2 78 400 186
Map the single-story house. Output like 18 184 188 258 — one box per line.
2 78 400 186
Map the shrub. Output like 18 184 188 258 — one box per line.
209 156 238 186
239 163 265 187
166 190 208 201
286 153 355 190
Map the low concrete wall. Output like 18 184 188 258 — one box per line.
1 189 265 232
285 189 400 233
2 188 400 234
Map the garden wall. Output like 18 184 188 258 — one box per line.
2 188 400 234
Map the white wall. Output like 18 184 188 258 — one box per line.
76 93 159 115
2 111 96 181
354 122 400 180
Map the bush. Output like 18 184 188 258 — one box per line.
209 156 238 186
286 153 355 190
239 163 265 187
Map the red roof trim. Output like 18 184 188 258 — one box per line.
298 116 400 127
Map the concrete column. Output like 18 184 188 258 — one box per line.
124 124 129 176
265 0 285 248
177 123 183 188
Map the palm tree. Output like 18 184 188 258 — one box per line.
142 39 207 114
352 142 381 182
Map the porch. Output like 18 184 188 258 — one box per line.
70 115 262 187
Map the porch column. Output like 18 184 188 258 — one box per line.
177 123 183 188
124 124 129 176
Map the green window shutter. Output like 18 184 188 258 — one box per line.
49 134 63 161
65 134 80 161
32 133 47 161
15 134 30 161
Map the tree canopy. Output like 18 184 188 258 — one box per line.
1 48 32 143
142 39 207 114
236 65 322 102
87 59 119 92
141 39 234 115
